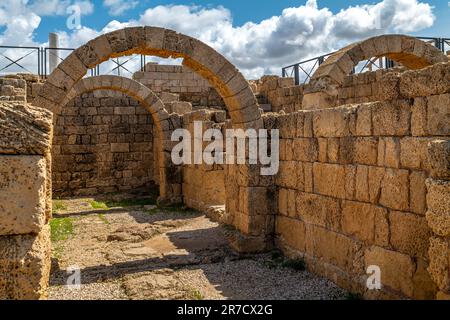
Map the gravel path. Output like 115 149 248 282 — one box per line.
48 193 347 300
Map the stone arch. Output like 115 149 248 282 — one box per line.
33 27 271 251
60 75 180 203
33 27 261 129
303 35 449 109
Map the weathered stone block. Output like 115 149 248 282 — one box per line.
342 201 388 246
275 216 306 252
0 225 51 299
427 139 450 179
426 94 450 136
0 155 47 236
295 192 340 231
426 178 450 215
364 246 415 298
0 102 52 155
313 163 346 199
409 171 427 215
428 237 450 292
379 168 409 211
389 210 432 258
312 106 357 137
372 100 411 136
308 225 362 273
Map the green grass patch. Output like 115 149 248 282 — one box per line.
50 217 74 242
89 198 157 210
52 200 67 213
98 213 110 225
89 200 109 210
190 290 204 300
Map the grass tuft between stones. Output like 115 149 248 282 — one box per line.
50 217 74 242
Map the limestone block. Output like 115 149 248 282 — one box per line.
389 210 432 259
57 53 87 82
372 100 411 136
426 210 450 238
426 94 450 136
46 67 75 93
412 258 438 300
428 237 450 292
275 216 306 252
312 106 357 137
411 97 427 136
295 192 340 231
426 178 450 215
355 104 372 136
0 155 47 236
354 137 378 166
427 139 450 179
292 138 318 162
0 225 51 299
342 201 388 246
278 188 288 216
400 62 450 98
364 246 415 298
378 137 400 168
308 225 362 273
313 162 346 199
379 168 409 211
74 42 99 69
409 171 427 215
0 102 52 155
400 137 430 170
105 29 129 54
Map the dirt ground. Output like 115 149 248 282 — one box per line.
49 192 347 300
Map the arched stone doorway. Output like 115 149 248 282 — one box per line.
58 75 180 203
33 27 271 252
303 35 449 109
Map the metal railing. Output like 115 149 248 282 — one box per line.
282 36 450 85
0 45 152 78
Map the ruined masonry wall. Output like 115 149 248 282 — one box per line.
133 63 225 109
181 109 227 211
52 90 157 197
270 62 450 300
0 101 53 299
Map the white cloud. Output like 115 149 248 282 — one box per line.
0 0 437 78
103 0 138 16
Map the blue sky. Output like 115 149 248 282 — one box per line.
31 0 450 43
0 0 448 77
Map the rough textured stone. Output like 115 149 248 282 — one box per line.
364 246 416 297
0 225 51 300
0 102 52 155
0 156 47 236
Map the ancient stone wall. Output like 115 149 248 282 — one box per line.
133 63 225 108
52 90 156 197
0 101 53 299
181 109 227 211
270 62 450 299
426 140 450 300
251 76 303 113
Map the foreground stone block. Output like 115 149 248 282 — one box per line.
428 237 450 293
0 155 47 236
0 225 51 299
365 246 415 297
0 102 52 155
